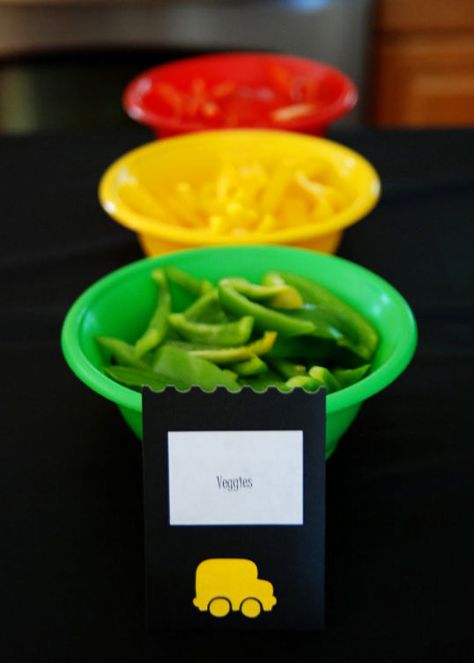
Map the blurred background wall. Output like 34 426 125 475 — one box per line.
0 0 473 133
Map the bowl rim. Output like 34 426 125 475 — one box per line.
61 245 417 415
122 51 358 133
98 129 381 245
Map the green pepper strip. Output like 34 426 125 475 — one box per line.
333 364 370 388
229 354 268 377
267 335 367 368
281 306 343 340
221 369 239 382
188 331 277 365
134 269 171 358
219 278 291 301
285 375 324 392
104 365 187 391
261 273 304 309
269 358 307 380
164 265 213 297
274 272 379 360
168 313 254 347
182 289 227 323
308 366 342 393
97 336 149 369
218 285 315 337
153 344 241 391
287 305 373 365
219 278 303 309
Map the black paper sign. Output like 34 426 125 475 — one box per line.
142 387 326 631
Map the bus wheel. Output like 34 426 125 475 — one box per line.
208 597 231 617
240 598 262 618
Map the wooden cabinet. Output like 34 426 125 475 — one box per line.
371 0 474 127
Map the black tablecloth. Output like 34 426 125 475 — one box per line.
1 128 473 663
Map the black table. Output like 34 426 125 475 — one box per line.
1 128 473 663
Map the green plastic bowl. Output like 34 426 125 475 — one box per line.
61 246 417 458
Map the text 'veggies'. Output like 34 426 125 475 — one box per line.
168 430 303 526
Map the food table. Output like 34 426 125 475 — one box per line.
1 128 473 662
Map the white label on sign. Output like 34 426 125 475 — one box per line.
168 430 303 526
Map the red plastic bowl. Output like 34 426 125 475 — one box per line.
123 52 358 138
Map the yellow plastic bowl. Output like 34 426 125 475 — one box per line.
99 129 380 255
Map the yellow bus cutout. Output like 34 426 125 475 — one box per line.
193 558 277 618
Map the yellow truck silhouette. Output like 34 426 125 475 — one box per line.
193 558 277 618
